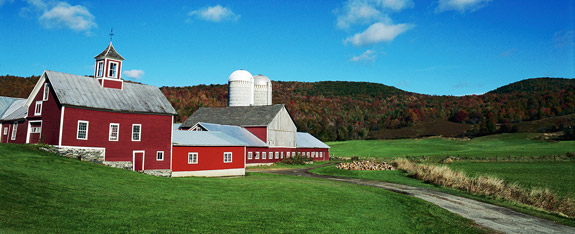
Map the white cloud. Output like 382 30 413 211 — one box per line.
21 0 96 35
436 0 492 13
123 69 145 80
336 0 413 29
350 50 377 62
344 22 414 46
0 0 14 7
188 5 239 23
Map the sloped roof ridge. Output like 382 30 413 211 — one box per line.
181 104 285 128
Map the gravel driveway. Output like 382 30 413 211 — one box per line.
248 166 575 234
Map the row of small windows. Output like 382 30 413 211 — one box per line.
96 61 119 78
187 152 233 164
76 121 142 141
247 151 324 160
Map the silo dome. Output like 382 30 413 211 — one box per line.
228 69 254 106
253 74 272 106
228 69 253 82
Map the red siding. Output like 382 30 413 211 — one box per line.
60 107 173 170
244 126 267 143
25 81 62 145
172 146 244 172
99 79 123 89
246 147 329 164
3 120 27 144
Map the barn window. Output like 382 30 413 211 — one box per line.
275 152 279 159
3 127 7 135
287 152 291 158
320 152 323 158
280 152 284 159
108 123 119 141
43 83 50 101
188 152 198 164
96 61 104 77
224 152 232 163
248 152 253 160
156 151 164 161
307 152 310 158
132 124 141 141
11 122 17 140
262 152 266 160
108 62 118 78
30 122 41 134
34 101 42 116
255 152 260 160
77 121 88 140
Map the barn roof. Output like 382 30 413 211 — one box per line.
45 70 177 115
296 132 330 149
197 122 268 147
172 130 249 147
0 96 21 117
94 42 125 60
181 104 285 128
0 98 27 121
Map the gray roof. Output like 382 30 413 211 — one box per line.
0 99 27 121
0 96 22 118
94 42 125 60
45 70 177 115
172 130 248 146
296 132 330 149
181 104 285 128
198 122 267 147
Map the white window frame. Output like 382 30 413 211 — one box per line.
188 152 198 164
77 120 89 140
281 152 284 159
3 127 7 135
275 152 279 159
96 61 104 77
43 83 50 101
287 152 291 158
156 151 164 161
320 152 323 158
262 152 267 160
34 101 42 116
108 61 118 78
255 152 260 160
248 152 253 160
132 124 141 141
109 123 119 141
307 152 310 158
224 152 232 163
11 122 17 140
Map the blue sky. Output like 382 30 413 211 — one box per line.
0 0 573 95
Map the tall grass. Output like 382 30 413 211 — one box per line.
393 158 575 218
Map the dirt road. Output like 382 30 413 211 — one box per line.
248 167 575 234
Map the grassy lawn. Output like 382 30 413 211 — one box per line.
327 133 575 159
447 161 575 198
0 144 487 233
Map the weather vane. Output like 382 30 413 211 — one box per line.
109 28 114 42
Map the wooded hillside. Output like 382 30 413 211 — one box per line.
2 75 574 141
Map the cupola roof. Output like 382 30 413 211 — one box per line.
94 42 125 60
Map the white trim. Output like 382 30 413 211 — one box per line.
26 120 42 144
96 60 104 77
156 151 164 161
244 146 247 168
0 124 2 142
132 150 145 171
77 120 89 140
247 152 253 160
262 152 267 160
224 152 232 163
109 123 120 141
255 151 260 160
24 73 46 108
108 61 119 78
132 124 141 141
10 122 17 141
34 101 42 116
43 83 50 101
2 124 6 136
188 152 198 164
59 145 105 150
170 116 174 170
171 168 245 177
58 106 65 147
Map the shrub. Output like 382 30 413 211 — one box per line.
281 153 312 165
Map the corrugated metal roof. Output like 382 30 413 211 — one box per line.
181 104 284 128
0 96 22 118
199 122 267 147
172 130 248 146
0 99 27 121
296 132 330 149
45 70 177 115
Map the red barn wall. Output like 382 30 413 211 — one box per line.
172 146 245 173
26 80 62 145
244 126 267 143
3 120 27 144
60 107 173 170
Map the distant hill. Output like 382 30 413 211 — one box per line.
2 74 574 141
488 77 575 94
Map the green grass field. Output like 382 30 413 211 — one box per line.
0 144 486 233
447 161 575 198
327 133 575 159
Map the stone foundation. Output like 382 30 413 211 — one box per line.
41 146 171 177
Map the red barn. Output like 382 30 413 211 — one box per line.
1 43 177 175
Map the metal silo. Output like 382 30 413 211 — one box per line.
253 74 272 106
228 70 254 106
